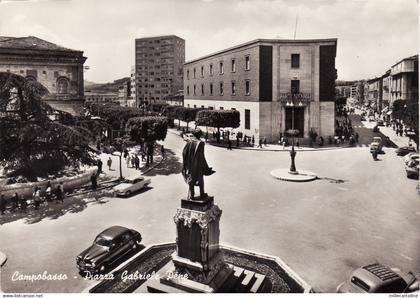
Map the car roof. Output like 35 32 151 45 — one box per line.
351 264 405 292
125 174 144 180
98 226 130 240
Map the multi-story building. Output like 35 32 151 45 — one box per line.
134 35 185 105
184 38 337 142
381 70 391 110
366 77 382 111
130 65 136 106
390 54 418 104
0 36 87 115
118 79 134 107
84 90 119 104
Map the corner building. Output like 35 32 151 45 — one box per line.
184 38 337 142
135 35 185 105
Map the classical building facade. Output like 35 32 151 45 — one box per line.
134 35 185 105
390 54 418 104
183 38 337 142
0 36 87 115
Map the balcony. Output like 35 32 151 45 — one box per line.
279 92 312 105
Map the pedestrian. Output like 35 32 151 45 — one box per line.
0 194 6 215
11 192 19 212
263 137 267 146
123 148 129 159
227 138 232 150
251 136 255 147
19 195 26 213
33 188 41 210
131 154 136 167
236 136 240 147
126 154 131 168
97 159 103 174
355 132 359 143
296 140 300 148
55 184 63 204
107 157 112 170
91 173 97 190
258 139 263 148
45 181 52 202
161 145 165 158
135 155 140 170
141 151 146 162
319 136 324 147
372 148 378 161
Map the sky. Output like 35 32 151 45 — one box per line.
0 0 418 83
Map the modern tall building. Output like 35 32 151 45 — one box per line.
184 38 337 142
134 35 185 106
0 36 87 115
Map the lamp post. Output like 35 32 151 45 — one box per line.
286 92 303 174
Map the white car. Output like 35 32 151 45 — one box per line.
404 152 419 165
113 175 151 197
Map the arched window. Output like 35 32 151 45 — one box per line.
25 76 36 82
57 77 69 94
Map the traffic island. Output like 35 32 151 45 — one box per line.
270 169 318 182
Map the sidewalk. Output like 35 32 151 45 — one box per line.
168 128 348 152
378 126 413 148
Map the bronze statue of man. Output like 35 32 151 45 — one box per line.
182 128 215 200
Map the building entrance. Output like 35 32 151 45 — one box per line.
285 107 304 138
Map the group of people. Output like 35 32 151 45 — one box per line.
0 181 65 215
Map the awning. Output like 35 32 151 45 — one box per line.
387 111 392 115
381 107 389 113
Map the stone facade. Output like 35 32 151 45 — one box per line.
0 36 87 115
184 39 337 142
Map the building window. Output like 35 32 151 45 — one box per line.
57 77 69 94
231 59 236 72
245 55 250 70
193 84 196 95
187 70 190 80
220 82 224 95
187 85 190 95
245 80 250 95
220 107 224 110
201 84 204 95
194 105 197 108
193 68 196 79
201 66 204 78
201 105 205 108
231 81 236 95
219 62 224 74
210 83 213 95
291 80 300 94
245 109 251 130
210 64 213 76
291 54 300 68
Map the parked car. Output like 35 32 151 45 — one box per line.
76 226 142 274
113 174 151 197
337 263 420 293
396 146 417 156
404 152 419 165
377 119 384 126
370 137 382 153
406 163 419 179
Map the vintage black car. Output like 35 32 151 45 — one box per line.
396 146 416 156
76 226 142 274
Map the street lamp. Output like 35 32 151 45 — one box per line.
286 92 302 175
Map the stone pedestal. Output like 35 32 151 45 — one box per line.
160 196 233 292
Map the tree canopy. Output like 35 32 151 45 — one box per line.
126 116 168 143
195 109 240 129
0 72 95 180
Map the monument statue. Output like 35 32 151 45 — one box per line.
182 128 215 200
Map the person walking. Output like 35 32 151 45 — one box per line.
19 195 27 213
258 139 263 148
107 157 112 170
45 181 52 202
91 173 98 190
33 188 41 210
227 138 232 150
135 155 140 170
126 154 131 168
97 158 103 174
55 184 63 204
131 154 136 168
251 136 255 147
161 145 165 159
59 182 65 202
263 137 267 146
0 194 6 215
11 193 19 212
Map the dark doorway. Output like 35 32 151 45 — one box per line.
285 107 304 137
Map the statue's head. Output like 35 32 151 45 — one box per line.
192 128 203 139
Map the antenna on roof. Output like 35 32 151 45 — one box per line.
293 13 298 40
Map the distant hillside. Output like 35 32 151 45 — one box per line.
84 77 130 92
84 80 98 87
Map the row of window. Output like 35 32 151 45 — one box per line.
186 54 301 80
187 56 250 80
186 81 250 96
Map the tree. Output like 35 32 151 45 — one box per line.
0 72 95 180
196 109 240 142
126 116 168 165
149 101 169 113
177 107 202 132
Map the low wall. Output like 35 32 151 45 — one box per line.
0 168 97 199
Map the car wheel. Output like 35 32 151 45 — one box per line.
125 190 131 197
